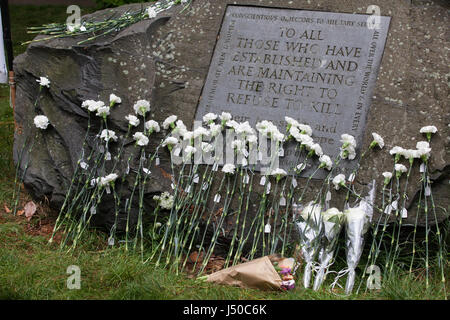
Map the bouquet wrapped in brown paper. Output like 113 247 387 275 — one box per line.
198 256 283 291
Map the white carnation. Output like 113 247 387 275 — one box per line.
100 129 118 142
371 132 384 149
133 100 150 116
34 115 49 130
133 132 149 146
125 114 140 127
37 76 50 88
163 115 178 129
319 155 332 170
332 174 346 190
222 163 235 174
203 113 218 124
145 120 160 133
109 93 122 106
420 126 437 134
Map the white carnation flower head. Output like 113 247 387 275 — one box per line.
344 207 366 223
340 134 357 160
235 121 255 136
125 114 140 127
319 155 332 170
246 134 258 146
389 146 404 162
222 163 236 174
133 132 149 147
99 173 118 187
309 143 323 157
146 6 157 18
394 163 408 178
83 100 104 113
153 192 174 210
96 105 110 118
145 120 160 134
298 124 312 136
209 123 222 137
184 146 197 158
133 100 150 116
201 142 214 153
420 125 437 141
193 126 210 139
34 115 50 130
285 116 300 130
322 207 344 222
271 168 287 181
416 141 432 161
203 113 218 124
300 202 322 223
37 76 50 88
182 131 194 141
382 171 393 184
163 115 178 130
370 132 384 149
109 93 122 107
100 129 118 142
219 112 232 126
162 136 178 151
332 173 346 190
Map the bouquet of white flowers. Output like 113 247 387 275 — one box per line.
295 201 324 288
313 208 345 291
342 180 376 294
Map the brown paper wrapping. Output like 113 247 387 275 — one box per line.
206 256 282 291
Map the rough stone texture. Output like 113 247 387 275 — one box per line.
14 0 449 237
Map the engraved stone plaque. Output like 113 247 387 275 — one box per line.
195 5 391 178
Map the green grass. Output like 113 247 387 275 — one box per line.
0 212 447 300
0 5 448 301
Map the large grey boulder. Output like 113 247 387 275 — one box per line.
13 0 449 238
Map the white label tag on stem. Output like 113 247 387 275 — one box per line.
193 174 199 184
292 178 297 188
425 186 431 196
108 237 115 246
171 183 176 190
326 191 332 202
348 173 355 183
243 174 250 184
214 194 221 203
106 185 111 194
202 182 208 190
155 157 160 166
420 163 425 173
260 176 266 185
384 204 392 215
392 200 398 210
266 182 271 194
264 224 271 233
90 206 96 215
401 208 408 218
185 185 191 193
280 196 286 206
258 151 263 161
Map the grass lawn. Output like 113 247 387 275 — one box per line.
0 5 448 300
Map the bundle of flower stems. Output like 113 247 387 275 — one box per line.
23 0 191 45
17 76 447 298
